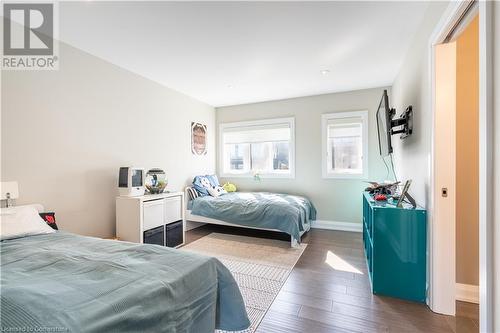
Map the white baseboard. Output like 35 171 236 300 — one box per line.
311 220 362 233
187 218 362 233
456 283 479 304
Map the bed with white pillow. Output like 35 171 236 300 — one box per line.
186 175 316 247
0 205 249 333
0 204 54 240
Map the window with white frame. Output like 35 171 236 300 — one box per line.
220 118 295 178
322 111 368 179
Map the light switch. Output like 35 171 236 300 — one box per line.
441 188 448 197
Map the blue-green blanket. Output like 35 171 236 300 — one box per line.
190 192 316 243
0 232 250 333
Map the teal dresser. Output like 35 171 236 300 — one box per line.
362 192 427 302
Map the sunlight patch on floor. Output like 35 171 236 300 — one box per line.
325 250 363 275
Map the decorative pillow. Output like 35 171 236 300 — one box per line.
39 212 58 230
222 182 237 192
192 175 213 196
0 206 55 240
206 174 220 187
187 187 199 201
207 185 227 198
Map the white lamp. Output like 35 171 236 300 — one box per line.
1 181 19 207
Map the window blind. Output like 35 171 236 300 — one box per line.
223 123 291 144
328 123 362 139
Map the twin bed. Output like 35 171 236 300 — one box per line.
185 188 316 247
0 205 249 333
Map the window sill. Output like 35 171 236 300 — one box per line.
220 173 295 179
322 172 367 180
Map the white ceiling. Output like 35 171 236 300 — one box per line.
59 1 430 107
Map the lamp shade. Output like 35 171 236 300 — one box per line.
1 182 19 200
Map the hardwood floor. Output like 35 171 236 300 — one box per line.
185 225 479 333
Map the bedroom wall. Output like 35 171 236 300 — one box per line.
390 1 449 209
1 42 216 238
389 1 450 312
216 87 389 227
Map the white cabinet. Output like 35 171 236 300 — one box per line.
116 192 185 248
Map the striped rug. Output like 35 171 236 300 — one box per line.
183 233 307 333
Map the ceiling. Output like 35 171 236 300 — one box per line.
59 1 430 107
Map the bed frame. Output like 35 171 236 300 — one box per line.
184 187 309 248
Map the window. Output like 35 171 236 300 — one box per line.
322 111 368 179
220 118 295 178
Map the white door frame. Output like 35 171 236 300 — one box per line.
477 2 494 332
428 1 493 331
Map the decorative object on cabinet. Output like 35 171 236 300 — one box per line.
396 179 416 208
118 167 145 196
116 192 185 248
364 181 400 195
145 168 167 194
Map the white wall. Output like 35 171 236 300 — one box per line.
216 87 389 226
1 42 215 238
389 0 450 315
391 2 449 208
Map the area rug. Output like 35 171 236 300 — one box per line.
182 233 307 332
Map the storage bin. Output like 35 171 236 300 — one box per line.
143 225 164 246
166 220 183 248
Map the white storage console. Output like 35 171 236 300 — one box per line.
116 192 185 248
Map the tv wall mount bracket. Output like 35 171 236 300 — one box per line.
389 105 413 139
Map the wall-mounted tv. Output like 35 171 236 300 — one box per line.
376 90 413 156
376 90 393 156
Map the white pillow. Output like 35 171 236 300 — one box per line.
1 205 55 240
207 185 227 198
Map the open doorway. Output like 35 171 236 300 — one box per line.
454 14 479 324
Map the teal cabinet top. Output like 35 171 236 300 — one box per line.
363 191 425 212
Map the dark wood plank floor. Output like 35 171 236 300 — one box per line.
185 225 479 333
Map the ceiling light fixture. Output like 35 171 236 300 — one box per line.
227 84 234 89
320 69 330 75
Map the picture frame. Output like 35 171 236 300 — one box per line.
191 122 207 155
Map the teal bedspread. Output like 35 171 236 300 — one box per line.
0 232 250 333
190 192 316 242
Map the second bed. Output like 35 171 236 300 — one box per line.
185 189 316 247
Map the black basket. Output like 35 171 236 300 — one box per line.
166 221 183 248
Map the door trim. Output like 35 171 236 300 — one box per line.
477 1 494 331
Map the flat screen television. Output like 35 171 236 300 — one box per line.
376 90 393 156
